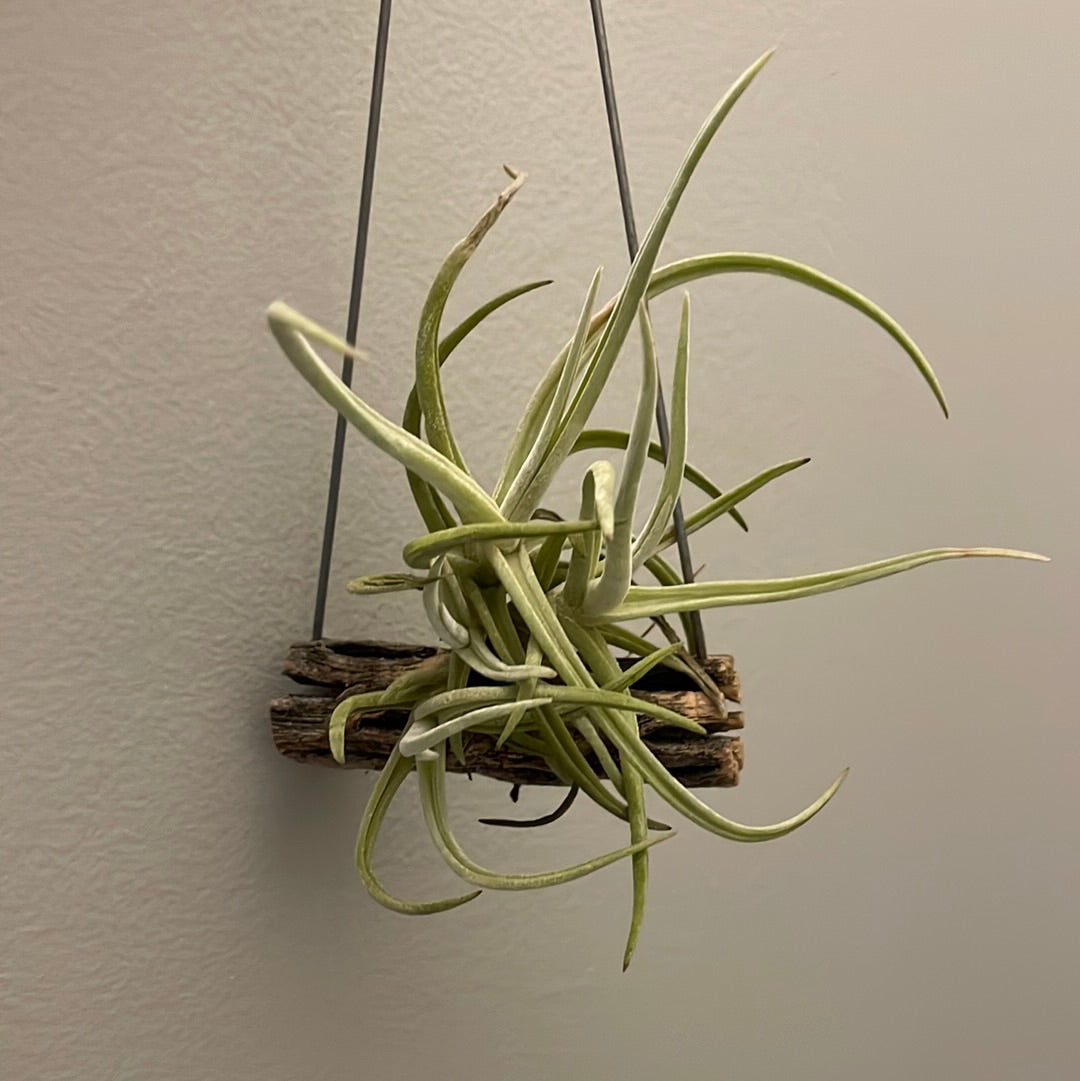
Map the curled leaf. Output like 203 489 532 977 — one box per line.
346 572 431 595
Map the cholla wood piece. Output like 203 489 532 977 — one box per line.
271 639 744 787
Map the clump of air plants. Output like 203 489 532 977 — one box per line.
267 50 1045 967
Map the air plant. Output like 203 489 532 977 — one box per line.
267 50 1045 967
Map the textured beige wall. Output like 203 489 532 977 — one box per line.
3 1 1078 1078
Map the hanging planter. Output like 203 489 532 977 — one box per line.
266 43 1045 968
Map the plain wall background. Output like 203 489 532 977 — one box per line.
3 2 1077 1078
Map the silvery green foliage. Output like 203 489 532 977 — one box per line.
268 51 1044 968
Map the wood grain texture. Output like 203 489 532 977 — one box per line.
272 639 745 787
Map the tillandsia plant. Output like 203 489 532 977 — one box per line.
267 50 1045 967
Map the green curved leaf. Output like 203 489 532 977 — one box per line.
417 752 671 890
569 429 749 531
414 169 526 470
500 267 603 515
609 721 849 844
646 456 811 560
506 50 776 514
646 252 948 415
601 643 684 694
633 294 692 565
355 750 482 914
546 685 706 736
400 698 553 758
439 279 553 359
404 278 552 531
329 671 445 765
266 302 501 524
598 547 1048 622
563 462 614 609
402 518 598 570
581 304 659 617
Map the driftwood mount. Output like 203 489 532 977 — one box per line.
271 639 745 788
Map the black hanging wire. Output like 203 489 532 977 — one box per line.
311 0 393 641
588 0 709 661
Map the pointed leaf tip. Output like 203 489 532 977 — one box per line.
960 547 1049 562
